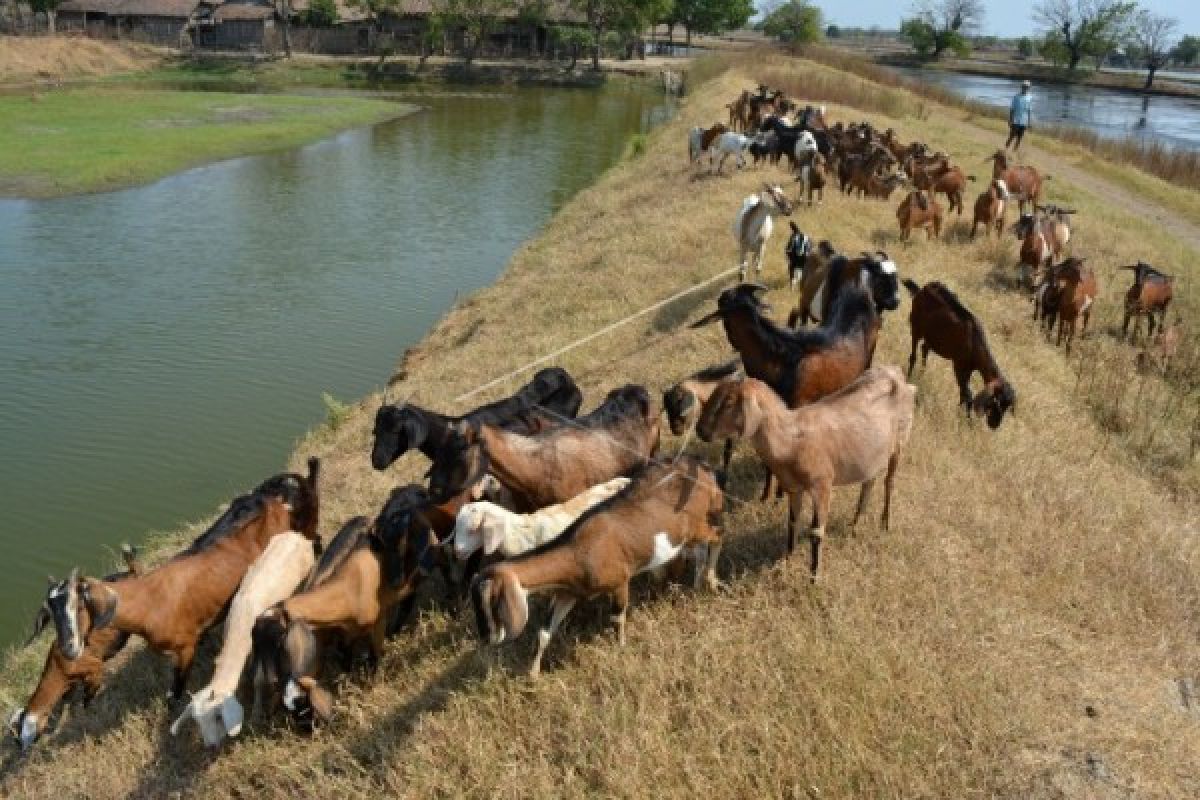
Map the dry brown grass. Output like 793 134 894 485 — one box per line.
1 53 1198 799
0 36 163 85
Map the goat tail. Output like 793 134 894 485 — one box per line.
903 278 921 296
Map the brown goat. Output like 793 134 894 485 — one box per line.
470 458 724 677
1012 211 1055 286
913 158 972 215
1040 257 1098 354
10 547 143 751
896 190 944 241
903 280 1016 429
253 487 437 723
989 150 1042 213
697 369 915 578
428 385 660 512
970 179 1010 239
44 460 321 700
1121 262 1174 343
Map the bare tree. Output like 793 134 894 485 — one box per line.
1033 0 1136 71
1127 10 1179 90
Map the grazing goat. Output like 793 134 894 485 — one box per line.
792 248 901 327
710 132 753 175
733 184 793 282
9 547 142 751
452 477 630 561
796 152 827 206
170 531 317 747
372 367 582 470
692 283 881 408
989 150 1042 212
784 221 812 289
253 487 437 723
864 171 907 201
43 460 320 701
896 190 944 241
428 385 661 512
689 123 728 163
1121 261 1174 343
912 157 972 215
470 458 724 677
1040 257 1098 354
663 359 744 471
697 369 915 578
970 179 1010 239
903 280 1016 429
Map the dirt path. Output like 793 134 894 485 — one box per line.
1022 141 1200 251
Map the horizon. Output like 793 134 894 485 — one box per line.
782 1 1200 39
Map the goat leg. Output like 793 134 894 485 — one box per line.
851 479 875 529
882 453 900 531
530 593 577 679
610 582 630 647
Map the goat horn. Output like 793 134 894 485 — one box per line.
748 283 769 294
690 310 722 328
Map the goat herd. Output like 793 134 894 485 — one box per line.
5 86 1183 763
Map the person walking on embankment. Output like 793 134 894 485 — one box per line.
1006 80 1033 152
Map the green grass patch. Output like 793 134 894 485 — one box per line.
0 87 411 198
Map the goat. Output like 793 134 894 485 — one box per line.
428 385 660 512
43 459 320 701
864 171 908 201
896 190 944 241
733 184 793 282
903 280 1016 428
452 477 630 561
697 369 915 578
988 150 1042 213
912 157 972 215
796 152 827 205
791 248 901 327
690 123 728 162
710 132 753 175
9 547 142 751
371 367 582 471
169 531 317 747
1121 261 1174 343
1035 204 1075 254
692 283 881 409
1011 211 1055 286
252 487 437 723
663 359 744 471
970 179 1010 239
470 458 724 677
1136 317 1184 374
1041 257 1098 354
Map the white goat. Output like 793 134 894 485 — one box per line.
733 184 794 282
169 531 315 747
453 476 631 560
710 132 752 175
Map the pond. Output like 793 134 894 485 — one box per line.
0 82 674 648
894 67 1200 151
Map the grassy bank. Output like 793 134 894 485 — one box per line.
0 36 164 85
0 88 411 198
2 50 1198 798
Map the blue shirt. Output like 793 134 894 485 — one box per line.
1010 92 1032 127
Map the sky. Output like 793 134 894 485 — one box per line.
799 1 1200 38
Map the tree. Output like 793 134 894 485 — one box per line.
572 0 668 69
552 25 594 69
672 0 752 47
1127 10 1178 89
899 0 983 60
1033 0 1136 71
27 0 61 33
432 0 516 64
300 0 338 26
1016 35 1034 57
759 0 822 45
1172 34 1200 66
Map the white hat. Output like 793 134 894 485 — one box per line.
1021 80 1032 88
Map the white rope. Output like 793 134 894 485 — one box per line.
451 267 739 405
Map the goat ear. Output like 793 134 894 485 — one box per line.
480 516 506 556
220 696 244 738
84 582 118 630
25 606 51 647
301 678 335 723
